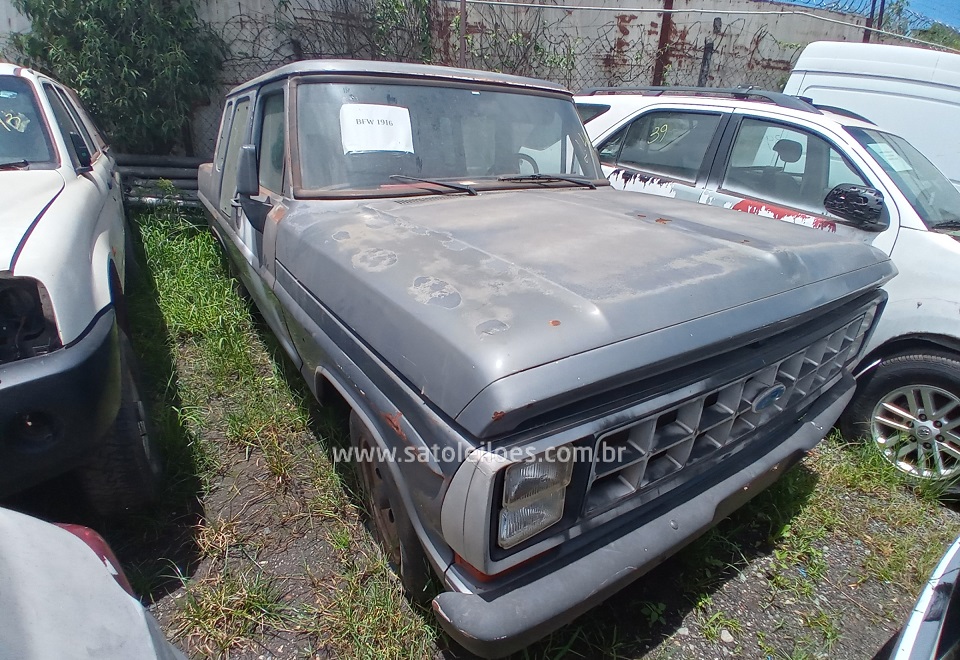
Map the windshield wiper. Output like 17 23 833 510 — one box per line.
0 159 28 170
497 173 597 189
389 174 477 196
931 220 960 230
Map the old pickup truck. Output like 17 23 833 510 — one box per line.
198 60 895 657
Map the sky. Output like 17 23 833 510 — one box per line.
908 0 960 30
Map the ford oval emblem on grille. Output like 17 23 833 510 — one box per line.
751 383 787 413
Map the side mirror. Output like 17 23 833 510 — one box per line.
234 143 271 232
824 184 887 231
236 144 259 196
69 132 92 172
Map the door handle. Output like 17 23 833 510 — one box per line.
231 197 242 208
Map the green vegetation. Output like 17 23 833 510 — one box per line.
10 0 223 153
127 205 435 657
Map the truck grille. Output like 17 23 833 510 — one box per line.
583 311 872 516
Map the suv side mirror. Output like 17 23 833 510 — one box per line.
236 144 259 196
69 132 92 173
824 184 887 232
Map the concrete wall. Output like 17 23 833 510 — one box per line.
0 0 884 156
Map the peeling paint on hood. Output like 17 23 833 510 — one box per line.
277 187 892 423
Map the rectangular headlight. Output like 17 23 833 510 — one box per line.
498 449 574 549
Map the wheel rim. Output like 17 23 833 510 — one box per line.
871 384 960 480
357 440 402 566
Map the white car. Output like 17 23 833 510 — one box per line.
0 63 162 514
577 87 960 486
0 506 186 659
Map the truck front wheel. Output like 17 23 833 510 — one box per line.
841 352 960 488
349 411 432 602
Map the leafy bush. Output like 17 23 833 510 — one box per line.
11 0 224 154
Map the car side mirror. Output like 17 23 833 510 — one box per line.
69 132 92 173
234 143 271 232
236 144 259 196
824 184 887 232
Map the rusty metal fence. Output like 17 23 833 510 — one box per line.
185 0 954 158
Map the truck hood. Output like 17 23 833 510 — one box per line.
278 187 894 436
0 170 64 271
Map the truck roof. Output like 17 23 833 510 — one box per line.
228 59 570 97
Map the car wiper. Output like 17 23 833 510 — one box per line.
931 219 960 230
389 174 477 196
0 159 28 170
497 173 597 189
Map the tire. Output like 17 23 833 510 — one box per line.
78 330 164 517
840 351 960 486
349 411 432 602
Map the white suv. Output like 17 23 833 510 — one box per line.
0 64 162 514
577 87 960 487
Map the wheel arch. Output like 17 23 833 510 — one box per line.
857 334 960 379
313 366 452 580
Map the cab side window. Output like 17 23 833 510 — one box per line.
257 93 285 194
608 111 722 183
721 118 867 215
219 98 251 216
43 83 92 170
214 100 235 172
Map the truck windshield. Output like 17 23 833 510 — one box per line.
848 126 960 229
294 80 602 196
0 75 55 167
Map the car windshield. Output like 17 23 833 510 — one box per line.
847 126 960 229
0 75 55 166
295 80 601 196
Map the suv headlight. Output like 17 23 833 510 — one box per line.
498 447 575 549
0 277 60 364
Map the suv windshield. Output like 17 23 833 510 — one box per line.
0 75 55 166
295 81 601 196
848 126 960 229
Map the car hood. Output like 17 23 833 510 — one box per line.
278 187 894 436
0 170 65 271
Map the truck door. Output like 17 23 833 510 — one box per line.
217 87 299 364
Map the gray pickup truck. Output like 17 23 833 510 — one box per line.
198 60 896 657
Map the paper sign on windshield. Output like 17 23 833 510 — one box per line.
340 104 413 155
868 143 913 173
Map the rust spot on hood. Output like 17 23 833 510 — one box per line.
549 319 561 326
382 412 405 440
492 411 506 422
655 218 671 224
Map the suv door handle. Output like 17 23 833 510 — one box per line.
231 197 242 208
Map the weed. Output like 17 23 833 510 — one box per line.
639 600 667 626
173 567 293 655
700 609 742 642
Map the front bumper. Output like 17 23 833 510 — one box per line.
0 309 120 496
433 374 856 658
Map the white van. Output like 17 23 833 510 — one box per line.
784 41 960 189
